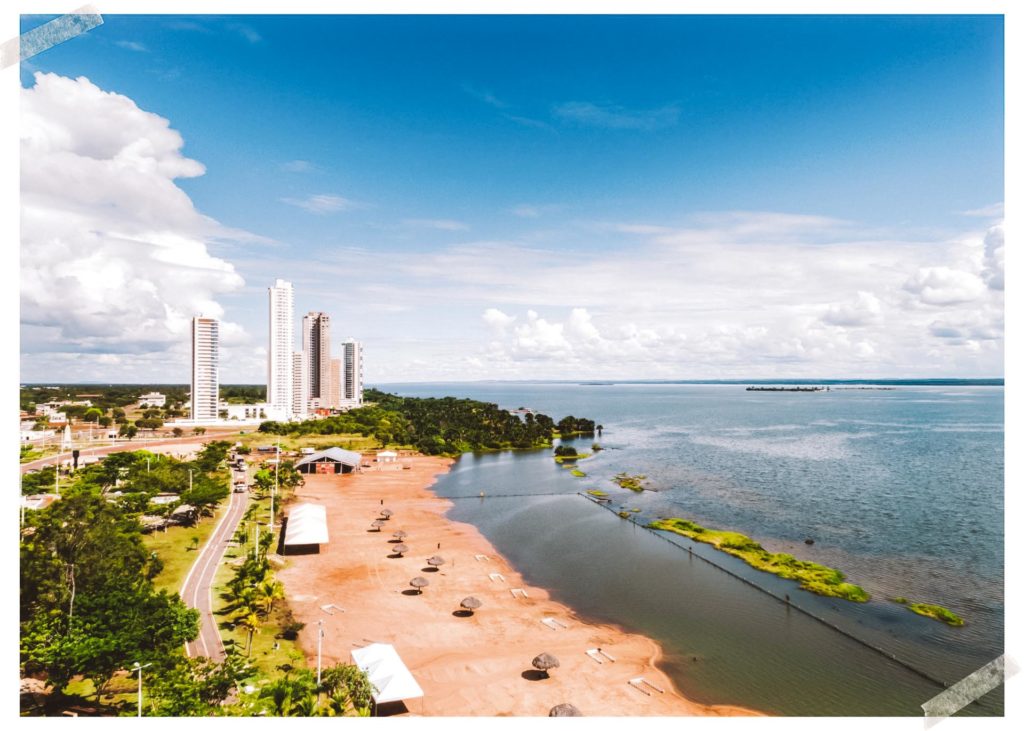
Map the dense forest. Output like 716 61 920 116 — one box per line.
258 388 595 455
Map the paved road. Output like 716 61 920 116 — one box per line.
181 486 250 661
19 432 242 474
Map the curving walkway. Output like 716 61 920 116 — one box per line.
181 488 250 660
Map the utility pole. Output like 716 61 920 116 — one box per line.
132 661 152 718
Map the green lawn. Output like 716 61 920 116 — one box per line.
143 501 228 595
237 432 384 453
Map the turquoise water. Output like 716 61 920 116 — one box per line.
379 382 1004 716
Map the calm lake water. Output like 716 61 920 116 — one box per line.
379 382 1004 716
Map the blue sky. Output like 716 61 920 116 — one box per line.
19 14 1005 382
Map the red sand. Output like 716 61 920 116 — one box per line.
275 455 758 716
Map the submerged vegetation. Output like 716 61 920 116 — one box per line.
892 597 964 626
648 517 870 602
569 469 586 478
612 473 647 492
586 489 608 498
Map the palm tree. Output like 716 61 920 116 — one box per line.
239 611 262 656
258 579 285 616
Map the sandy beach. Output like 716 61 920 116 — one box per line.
275 455 758 717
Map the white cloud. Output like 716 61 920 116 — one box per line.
553 100 680 131
281 159 314 173
280 194 358 214
960 202 1004 218
228 23 262 43
822 291 882 327
403 218 469 231
21 72 250 376
982 224 1004 291
482 308 516 330
115 40 147 52
511 203 562 218
902 266 986 306
462 83 508 109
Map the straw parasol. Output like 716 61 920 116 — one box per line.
392 530 407 540
548 704 582 717
409 576 429 594
426 555 446 569
380 508 393 519
459 596 482 614
392 543 409 556
371 520 385 531
532 653 560 678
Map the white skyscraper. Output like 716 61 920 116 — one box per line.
342 339 363 407
292 351 309 418
191 316 219 422
268 279 294 418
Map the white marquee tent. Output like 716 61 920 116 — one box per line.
283 503 329 549
350 643 424 705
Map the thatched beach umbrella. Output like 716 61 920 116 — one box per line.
380 508 393 519
392 543 409 556
532 653 560 678
459 596 482 614
392 530 407 540
548 704 582 717
426 555 446 569
409 576 429 594
371 519 385 531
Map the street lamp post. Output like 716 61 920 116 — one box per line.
269 442 279 533
132 661 152 718
317 619 325 686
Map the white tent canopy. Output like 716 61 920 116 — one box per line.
350 643 424 704
284 503 329 546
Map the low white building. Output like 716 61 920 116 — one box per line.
21 429 55 443
137 391 167 408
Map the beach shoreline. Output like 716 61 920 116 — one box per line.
274 454 759 716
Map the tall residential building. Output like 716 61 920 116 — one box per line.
301 312 331 402
191 316 219 422
268 279 294 418
329 358 342 409
342 339 363 406
292 351 309 418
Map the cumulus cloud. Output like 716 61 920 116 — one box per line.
902 266 986 306
982 224 1004 291
822 292 882 327
482 308 516 330
21 72 248 372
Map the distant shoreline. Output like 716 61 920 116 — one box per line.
22 378 1005 388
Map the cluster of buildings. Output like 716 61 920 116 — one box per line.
188 279 363 424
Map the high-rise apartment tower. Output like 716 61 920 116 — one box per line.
191 316 219 421
342 339 363 406
268 279 294 417
302 312 332 403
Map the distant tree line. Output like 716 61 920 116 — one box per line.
257 388 594 456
